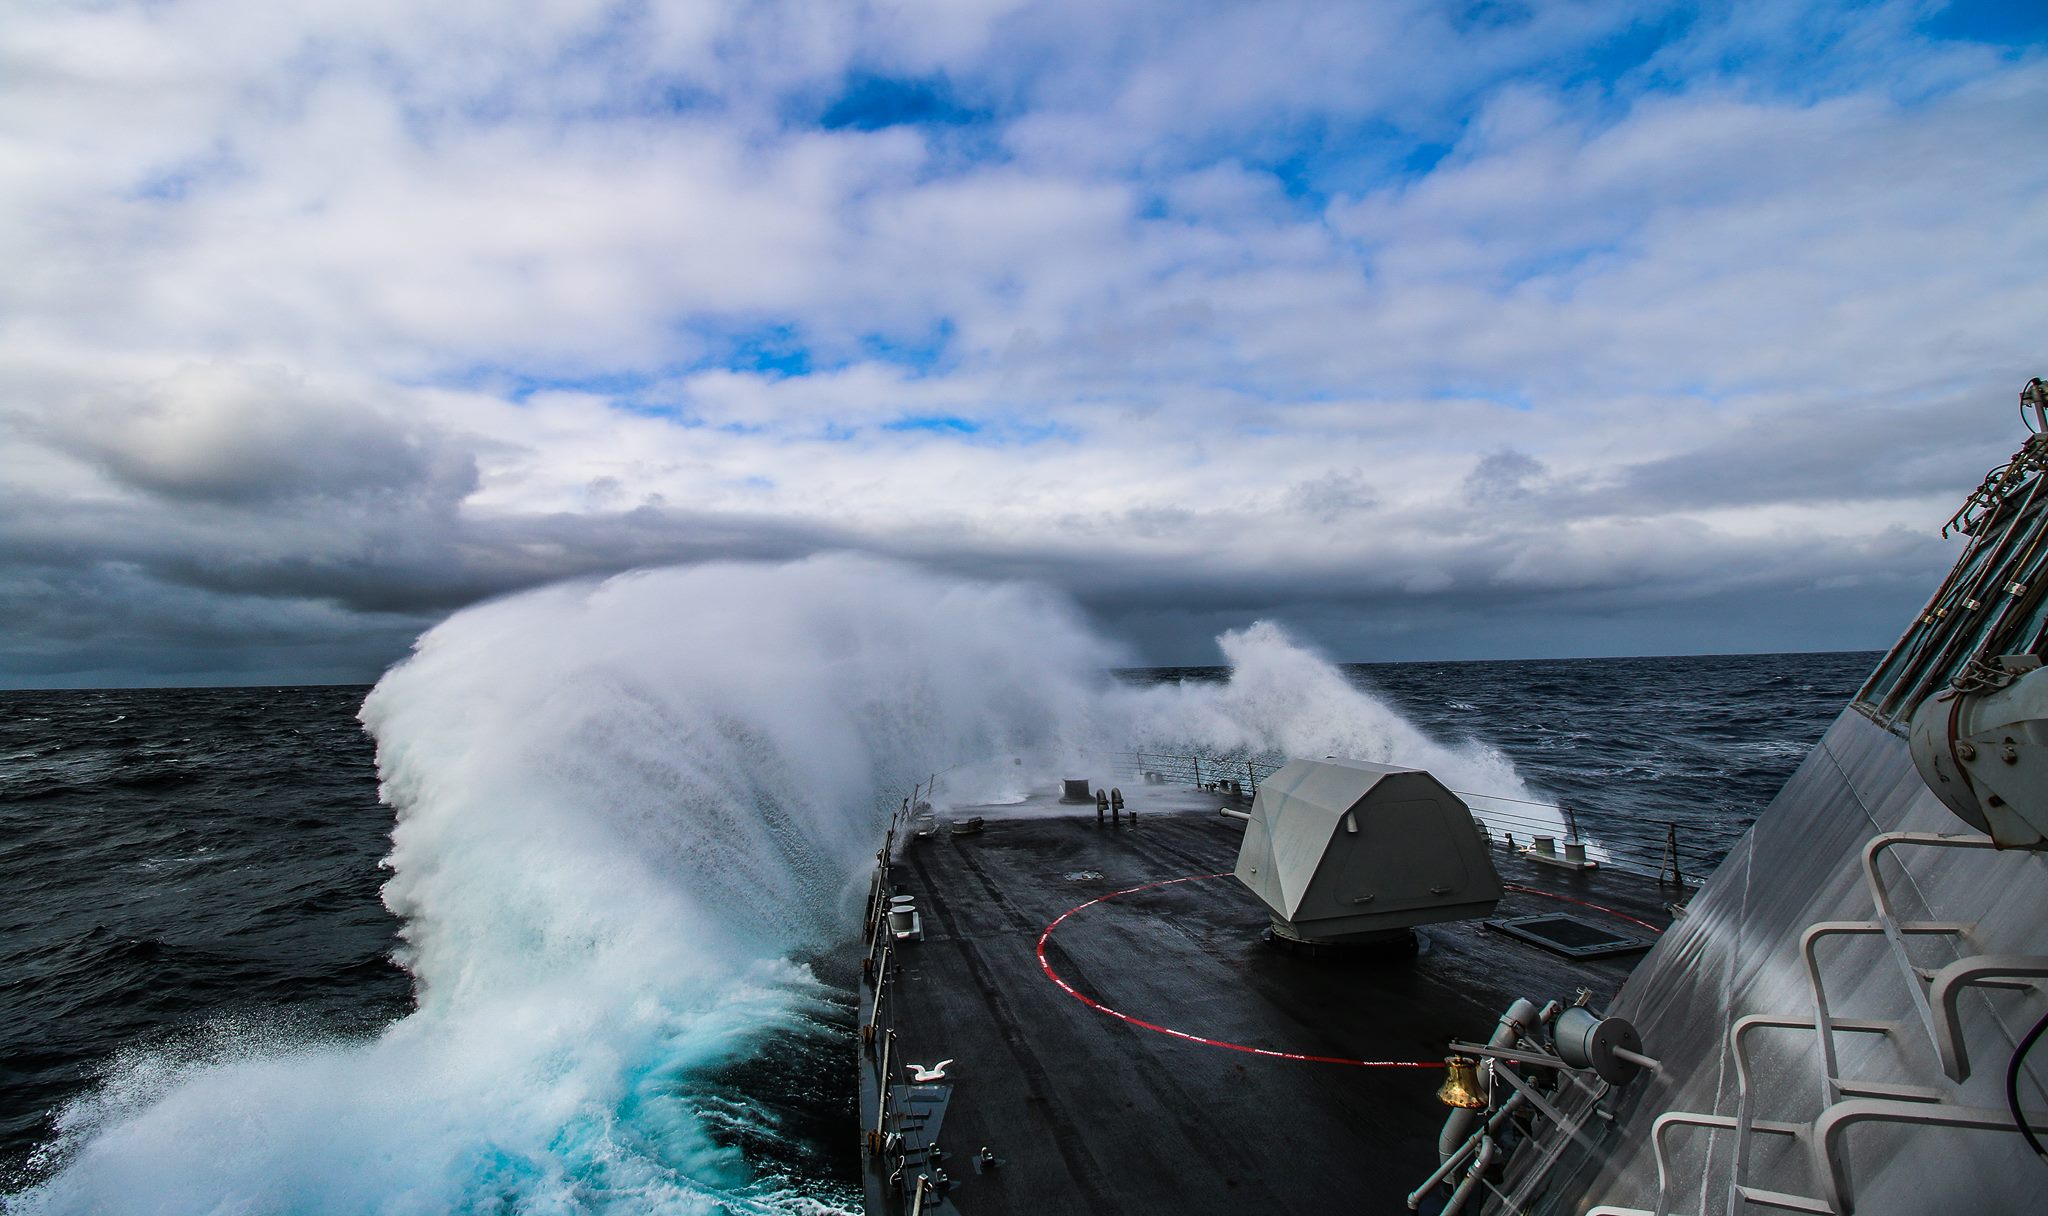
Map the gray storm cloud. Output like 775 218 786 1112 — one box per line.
63 364 478 508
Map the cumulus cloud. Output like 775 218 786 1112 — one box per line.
1464 450 1549 504
57 363 476 506
1286 470 1376 522
0 0 2043 683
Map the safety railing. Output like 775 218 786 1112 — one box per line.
858 771 957 1212
859 784 912 1170
1111 749 1276 797
1101 748 1711 888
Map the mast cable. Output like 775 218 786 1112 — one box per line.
2006 1004 2048 1163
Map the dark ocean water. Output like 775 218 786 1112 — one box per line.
1351 651 1871 876
0 650 1877 1198
0 687 408 1189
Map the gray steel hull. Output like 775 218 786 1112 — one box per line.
1525 707 2048 1214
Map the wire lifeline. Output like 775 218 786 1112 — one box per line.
2008 1004 2048 1161
1499 882 1664 936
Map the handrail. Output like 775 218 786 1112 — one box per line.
1108 746 1715 884
872 1027 894 1145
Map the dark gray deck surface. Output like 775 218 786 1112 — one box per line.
864 789 1673 1215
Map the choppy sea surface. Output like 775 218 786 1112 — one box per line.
0 649 1876 1203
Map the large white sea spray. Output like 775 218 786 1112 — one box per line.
9 555 1536 1214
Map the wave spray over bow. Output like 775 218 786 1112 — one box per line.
10 556 1531 1214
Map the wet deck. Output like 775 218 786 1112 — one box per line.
860 785 1677 1215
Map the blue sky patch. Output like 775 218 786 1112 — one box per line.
860 319 956 376
882 414 982 435
819 74 987 131
1565 6 1696 95
872 415 1080 447
723 324 814 377
1921 0 2048 46
435 366 668 404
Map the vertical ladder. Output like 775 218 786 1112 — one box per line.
1588 832 2048 1216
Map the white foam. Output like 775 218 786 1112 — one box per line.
11 556 1541 1212
1107 620 1533 798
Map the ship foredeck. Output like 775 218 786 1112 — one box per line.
859 785 1676 1215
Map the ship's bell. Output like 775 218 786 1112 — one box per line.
1436 1056 1486 1109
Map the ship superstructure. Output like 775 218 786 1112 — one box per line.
1477 381 2048 1215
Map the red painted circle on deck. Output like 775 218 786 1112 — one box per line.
1500 882 1665 935
1033 872 1663 1066
1033 872 1435 1068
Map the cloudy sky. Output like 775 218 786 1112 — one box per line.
1 0 2044 686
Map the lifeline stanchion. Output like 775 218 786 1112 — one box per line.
1658 822 1685 887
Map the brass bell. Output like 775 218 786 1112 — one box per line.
1436 1055 1486 1109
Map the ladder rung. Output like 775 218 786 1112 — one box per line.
1836 1079 1946 1102
1735 1185 1834 1214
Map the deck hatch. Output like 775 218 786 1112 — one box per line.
1487 913 1649 959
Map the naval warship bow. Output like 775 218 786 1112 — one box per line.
852 379 2048 1216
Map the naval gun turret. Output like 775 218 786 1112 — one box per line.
1226 757 1503 951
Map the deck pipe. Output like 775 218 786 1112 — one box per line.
1439 1136 1498 1216
1407 1092 1526 1209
